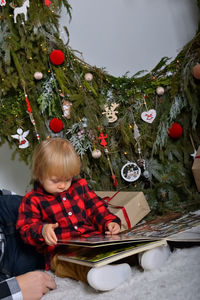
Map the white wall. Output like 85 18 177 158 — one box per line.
0 143 31 195
0 0 198 195
60 0 198 76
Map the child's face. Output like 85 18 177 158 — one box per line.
41 176 72 195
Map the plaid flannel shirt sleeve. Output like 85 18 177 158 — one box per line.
16 194 45 247
80 179 121 231
0 277 22 300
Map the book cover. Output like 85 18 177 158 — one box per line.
57 240 165 267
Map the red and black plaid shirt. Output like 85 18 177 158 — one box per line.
16 178 121 270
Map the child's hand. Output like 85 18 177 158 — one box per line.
105 222 120 235
42 223 59 246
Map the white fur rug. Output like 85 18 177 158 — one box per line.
42 246 200 300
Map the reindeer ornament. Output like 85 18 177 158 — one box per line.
11 0 30 24
102 102 119 123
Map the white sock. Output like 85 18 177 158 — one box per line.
87 263 132 291
138 245 171 271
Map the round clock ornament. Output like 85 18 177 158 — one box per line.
121 162 141 182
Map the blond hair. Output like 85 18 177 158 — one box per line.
32 138 81 181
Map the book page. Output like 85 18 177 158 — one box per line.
57 232 158 247
127 210 200 242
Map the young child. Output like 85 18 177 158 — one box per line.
16 138 132 291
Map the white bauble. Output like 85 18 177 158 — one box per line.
34 72 43 80
84 73 93 82
156 86 165 95
143 170 150 179
92 149 101 159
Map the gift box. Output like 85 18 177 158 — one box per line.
192 146 200 192
95 191 150 232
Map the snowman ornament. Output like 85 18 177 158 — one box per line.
11 128 30 148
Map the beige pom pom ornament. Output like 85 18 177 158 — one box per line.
84 73 93 82
92 149 102 159
156 86 165 95
34 72 43 80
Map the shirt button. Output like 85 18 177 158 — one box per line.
74 226 78 230
68 212 72 216
62 197 66 201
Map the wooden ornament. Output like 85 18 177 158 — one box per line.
11 128 29 148
102 103 119 123
62 99 72 119
141 109 156 123
13 0 30 23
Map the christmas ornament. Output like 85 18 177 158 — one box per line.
11 128 29 148
104 148 118 187
62 99 72 119
192 64 200 80
13 0 30 23
168 122 183 139
121 162 141 182
0 0 6 6
92 149 102 159
133 122 140 141
84 73 93 81
49 50 65 65
44 0 51 6
25 94 40 140
49 118 63 133
141 109 156 123
143 170 150 179
81 117 88 128
98 132 108 147
34 72 43 80
102 103 119 123
156 86 165 95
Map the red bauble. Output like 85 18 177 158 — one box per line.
49 118 63 133
192 64 200 80
49 50 65 65
168 123 183 139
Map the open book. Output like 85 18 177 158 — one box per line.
57 210 200 267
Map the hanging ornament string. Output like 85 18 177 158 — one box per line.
98 128 117 187
23 87 40 141
104 148 118 187
133 121 142 159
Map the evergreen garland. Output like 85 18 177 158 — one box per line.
0 0 200 217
